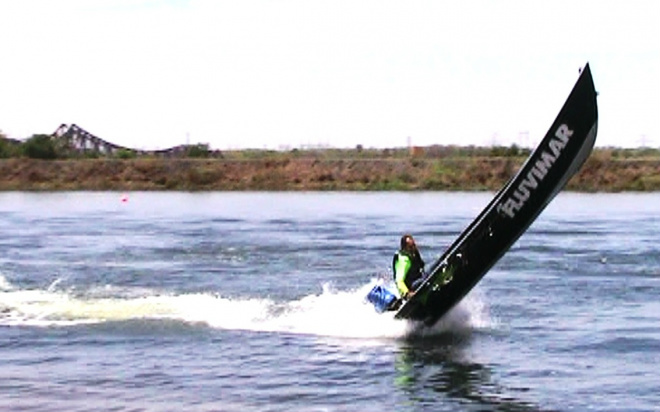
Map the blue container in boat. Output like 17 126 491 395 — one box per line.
366 285 398 313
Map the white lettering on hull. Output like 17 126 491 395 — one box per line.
497 125 573 218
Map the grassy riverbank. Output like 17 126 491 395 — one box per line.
1 147 660 191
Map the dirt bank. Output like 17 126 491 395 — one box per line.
1 154 660 192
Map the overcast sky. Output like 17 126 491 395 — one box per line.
1 0 658 150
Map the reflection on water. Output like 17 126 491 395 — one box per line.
395 332 555 412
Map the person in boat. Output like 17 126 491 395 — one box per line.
393 234 426 300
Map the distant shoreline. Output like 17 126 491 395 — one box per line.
2 151 659 191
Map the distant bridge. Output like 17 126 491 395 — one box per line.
51 124 212 158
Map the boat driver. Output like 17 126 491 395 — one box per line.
393 234 426 299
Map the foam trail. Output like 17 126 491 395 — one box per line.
0 275 13 292
0 275 491 338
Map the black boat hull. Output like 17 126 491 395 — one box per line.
395 64 599 325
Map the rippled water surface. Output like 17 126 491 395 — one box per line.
1 192 659 411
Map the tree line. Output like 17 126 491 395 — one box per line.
3 130 660 161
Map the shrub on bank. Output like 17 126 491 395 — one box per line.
185 144 211 158
0 137 19 158
22 134 58 159
116 149 137 159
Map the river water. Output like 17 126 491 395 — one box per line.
1 191 659 411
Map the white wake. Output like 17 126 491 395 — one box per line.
0 275 492 339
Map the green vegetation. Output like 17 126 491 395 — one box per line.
0 131 20 158
116 149 137 159
21 134 58 159
0 137 10 159
185 143 211 158
3 131 660 163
